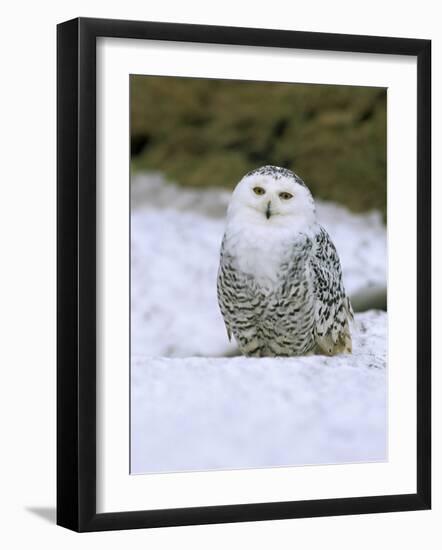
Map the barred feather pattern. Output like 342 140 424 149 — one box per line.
217 226 353 357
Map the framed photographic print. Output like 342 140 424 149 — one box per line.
57 17 431 532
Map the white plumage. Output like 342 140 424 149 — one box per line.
217 166 353 357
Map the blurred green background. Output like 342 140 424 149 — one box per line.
131 76 386 217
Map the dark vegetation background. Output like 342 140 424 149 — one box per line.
131 76 386 217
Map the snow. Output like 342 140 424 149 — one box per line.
130 173 387 474
131 310 387 474
131 172 386 357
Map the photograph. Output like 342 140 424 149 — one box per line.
0 0 434 543
129 75 388 475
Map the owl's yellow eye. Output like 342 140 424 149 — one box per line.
279 192 293 200
253 186 265 196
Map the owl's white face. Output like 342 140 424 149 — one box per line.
227 166 316 232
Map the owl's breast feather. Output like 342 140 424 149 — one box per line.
224 223 312 289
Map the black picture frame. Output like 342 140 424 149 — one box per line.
57 17 431 532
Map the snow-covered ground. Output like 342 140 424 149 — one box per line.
131 310 387 474
131 172 386 357
130 173 388 474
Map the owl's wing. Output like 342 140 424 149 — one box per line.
217 236 234 341
311 226 353 355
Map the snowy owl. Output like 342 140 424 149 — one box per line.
217 165 353 357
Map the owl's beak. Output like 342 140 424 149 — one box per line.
266 201 272 219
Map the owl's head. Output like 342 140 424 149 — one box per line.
227 166 316 230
